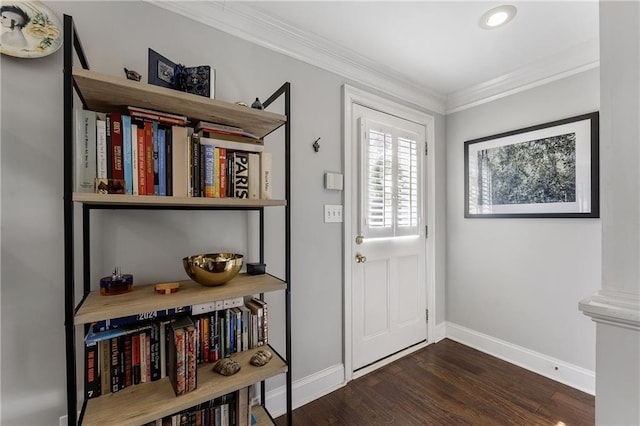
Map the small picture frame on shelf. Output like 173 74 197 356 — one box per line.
176 65 215 99
148 48 176 89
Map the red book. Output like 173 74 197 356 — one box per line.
144 122 154 195
136 127 146 195
132 334 141 385
110 113 124 180
144 332 151 384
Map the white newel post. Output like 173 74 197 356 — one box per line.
579 2 640 425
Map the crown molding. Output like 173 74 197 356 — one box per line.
446 39 600 114
147 1 447 114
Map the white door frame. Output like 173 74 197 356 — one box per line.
342 84 436 382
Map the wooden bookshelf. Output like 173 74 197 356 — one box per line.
75 274 286 325
81 345 287 426
73 192 287 208
73 67 286 139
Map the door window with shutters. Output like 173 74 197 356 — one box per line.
360 114 424 239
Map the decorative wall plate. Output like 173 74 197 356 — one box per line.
1 1 62 58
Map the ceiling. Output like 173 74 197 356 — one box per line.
152 1 599 114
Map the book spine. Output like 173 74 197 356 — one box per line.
74 109 97 193
158 128 167 196
210 312 219 362
248 153 260 200
85 342 99 399
124 334 133 387
260 152 272 200
153 121 159 195
137 127 146 196
213 148 220 198
122 115 133 195
186 325 197 392
118 335 126 390
110 112 124 180
171 126 188 198
131 124 139 195
106 113 112 179
233 152 249 199
203 145 215 197
166 129 173 196
96 118 108 180
110 337 119 393
191 133 201 197
99 339 111 395
92 306 192 330
175 328 186 395
144 121 154 195
202 316 210 363
219 148 227 198
128 109 186 126
132 333 141 385
150 322 161 381
145 330 151 384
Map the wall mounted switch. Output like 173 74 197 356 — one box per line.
324 204 343 223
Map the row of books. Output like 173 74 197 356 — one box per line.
84 298 269 399
74 107 273 199
141 388 250 426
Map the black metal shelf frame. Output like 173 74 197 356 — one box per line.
63 14 292 426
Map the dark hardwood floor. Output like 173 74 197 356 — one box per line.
275 339 594 425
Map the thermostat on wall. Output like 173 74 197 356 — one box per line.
324 172 344 190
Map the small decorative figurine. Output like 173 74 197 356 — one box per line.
251 97 264 110
154 282 180 295
213 357 241 376
99 267 133 296
235 101 249 107
312 137 321 153
250 349 273 367
124 67 142 82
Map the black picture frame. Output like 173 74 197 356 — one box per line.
148 48 176 89
464 112 599 219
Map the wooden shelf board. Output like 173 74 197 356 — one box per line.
81 345 287 426
253 405 275 426
73 67 286 139
73 192 287 208
75 275 286 325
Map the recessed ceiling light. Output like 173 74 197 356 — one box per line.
480 5 517 29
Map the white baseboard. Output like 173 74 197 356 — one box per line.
445 322 595 395
265 363 345 418
433 321 447 342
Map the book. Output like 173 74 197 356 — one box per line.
110 112 124 180
158 128 167 196
219 148 227 198
127 106 187 126
140 330 148 383
84 342 99 399
168 316 194 396
110 337 120 393
150 322 161 381
105 113 112 179
166 129 173 196
186 323 197 392
92 306 192 330
195 120 243 134
99 339 111 395
137 126 147 195
122 115 133 195
233 152 249 199
203 144 215 197
191 133 201 197
172 126 189 197
74 109 97 193
144 121 154 195
248 153 260 200
252 298 269 345
153 121 160 195
131 123 139 195
199 134 264 153
96 118 107 180
132 333 141 385
260 152 272 200
238 305 251 352
124 334 133 387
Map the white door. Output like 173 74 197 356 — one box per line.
351 104 427 370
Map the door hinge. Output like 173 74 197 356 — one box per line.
426 309 429 322
425 141 428 156
425 225 428 238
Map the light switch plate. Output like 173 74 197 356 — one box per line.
324 172 344 190
324 204 343 223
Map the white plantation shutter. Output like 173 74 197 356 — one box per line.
361 118 422 239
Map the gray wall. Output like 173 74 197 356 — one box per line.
446 68 601 371
0 2 444 424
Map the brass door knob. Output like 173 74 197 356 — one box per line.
355 252 367 263
355 235 364 245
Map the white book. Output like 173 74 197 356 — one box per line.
248 153 260 200
74 109 97 192
200 135 264 153
260 152 272 200
131 124 139 195
172 126 189 198
96 119 107 179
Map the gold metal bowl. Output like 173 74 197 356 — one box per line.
182 253 244 286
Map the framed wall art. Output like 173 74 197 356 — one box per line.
0 1 63 58
148 48 176 89
464 112 599 218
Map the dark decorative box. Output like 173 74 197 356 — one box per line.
246 263 266 275
176 65 213 99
